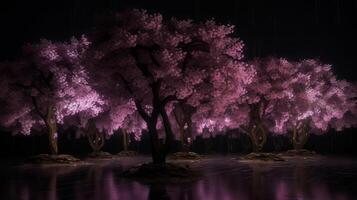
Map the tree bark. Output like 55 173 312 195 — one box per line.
122 48 184 165
159 106 175 163
185 119 193 150
87 132 105 152
48 122 58 155
122 129 128 151
244 100 268 153
179 126 186 150
173 102 193 152
143 106 175 165
248 123 267 152
147 120 165 165
134 101 167 165
177 121 190 152
87 119 105 153
292 122 310 150
45 106 58 155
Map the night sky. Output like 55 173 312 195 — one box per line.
1 0 356 80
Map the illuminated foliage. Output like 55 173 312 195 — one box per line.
0 36 104 154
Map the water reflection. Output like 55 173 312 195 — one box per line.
1 158 357 200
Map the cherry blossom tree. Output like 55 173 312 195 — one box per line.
266 59 357 150
238 57 299 152
330 82 357 131
91 100 144 153
85 118 106 153
213 57 356 152
191 57 356 153
120 112 147 152
68 97 140 153
0 36 104 154
67 114 107 154
85 10 253 164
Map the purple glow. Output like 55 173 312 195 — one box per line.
2 157 356 200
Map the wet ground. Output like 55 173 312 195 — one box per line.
1 155 357 200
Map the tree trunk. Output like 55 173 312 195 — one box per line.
122 129 128 151
249 123 267 152
87 132 105 152
206 135 214 153
181 121 193 152
244 101 268 153
144 106 175 165
173 103 190 152
45 106 58 155
186 120 193 151
87 120 105 153
227 133 233 153
159 107 174 164
121 58 173 165
48 122 58 155
151 140 166 165
147 122 166 165
292 125 310 150
179 126 189 152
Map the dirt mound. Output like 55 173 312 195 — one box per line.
169 152 201 160
87 151 113 159
281 149 316 157
240 153 285 162
26 154 81 164
117 150 139 157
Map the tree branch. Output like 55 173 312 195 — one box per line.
29 62 53 91
31 96 46 122
239 125 250 135
131 45 159 84
161 94 178 106
118 73 151 122
14 82 45 95
159 105 174 154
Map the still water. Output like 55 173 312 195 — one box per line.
1 156 356 200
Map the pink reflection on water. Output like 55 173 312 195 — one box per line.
20 185 30 200
2 158 357 200
275 181 289 200
105 171 149 200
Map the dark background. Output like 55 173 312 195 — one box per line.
1 0 356 80
0 0 356 157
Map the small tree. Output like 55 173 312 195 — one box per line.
86 118 106 153
0 36 104 154
77 99 139 152
239 58 299 152
120 112 146 152
267 59 357 150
